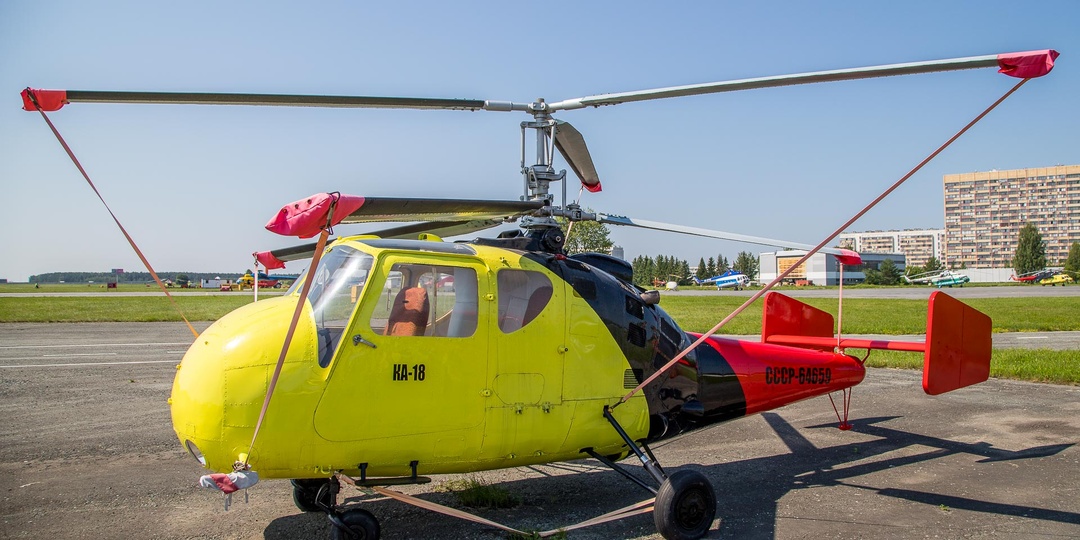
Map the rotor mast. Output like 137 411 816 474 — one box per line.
518 98 571 231
520 99 563 203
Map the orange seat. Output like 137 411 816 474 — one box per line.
385 287 430 336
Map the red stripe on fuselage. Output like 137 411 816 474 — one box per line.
690 334 865 416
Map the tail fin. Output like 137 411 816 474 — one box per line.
922 291 992 395
760 291 992 395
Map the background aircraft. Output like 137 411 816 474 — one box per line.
932 271 971 288
1039 273 1073 286
1011 269 1055 283
692 269 751 290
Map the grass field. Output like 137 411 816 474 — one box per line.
2 291 1078 331
661 296 1080 334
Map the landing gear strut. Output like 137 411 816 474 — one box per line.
600 406 717 540
291 478 336 513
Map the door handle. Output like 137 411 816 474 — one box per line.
352 334 377 348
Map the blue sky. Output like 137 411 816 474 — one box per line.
1 1 1077 281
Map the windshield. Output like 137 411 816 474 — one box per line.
302 245 374 367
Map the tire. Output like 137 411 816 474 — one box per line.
654 470 717 540
330 508 381 540
291 479 334 513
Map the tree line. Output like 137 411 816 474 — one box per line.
630 251 760 288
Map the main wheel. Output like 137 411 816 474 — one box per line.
330 508 381 540
654 470 717 540
292 479 335 513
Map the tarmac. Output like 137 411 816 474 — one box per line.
0 322 1077 539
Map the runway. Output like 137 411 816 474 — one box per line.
0 322 1077 539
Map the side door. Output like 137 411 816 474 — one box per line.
479 262 568 461
314 254 491 448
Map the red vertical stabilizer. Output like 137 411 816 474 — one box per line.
923 291 992 395
762 292 834 343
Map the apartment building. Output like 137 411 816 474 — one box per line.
837 229 944 268
943 165 1080 268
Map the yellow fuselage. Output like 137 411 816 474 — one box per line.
170 237 648 479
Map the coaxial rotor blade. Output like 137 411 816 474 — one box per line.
256 241 330 268
596 213 853 258
371 219 510 239
546 50 1057 111
255 218 511 268
340 197 545 223
267 193 545 238
553 120 601 192
20 89 535 112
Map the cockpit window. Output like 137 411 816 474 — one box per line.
497 270 553 333
370 263 478 338
304 245 374 367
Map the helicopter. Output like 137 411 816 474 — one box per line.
1009 268 1055 283
691 269 751 290
22 48 1056 540
901 269 971 288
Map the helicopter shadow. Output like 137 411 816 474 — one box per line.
697 413 1076 538
264 413 1075 539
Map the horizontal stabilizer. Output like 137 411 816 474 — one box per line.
762 292 834 343
760 291 992 395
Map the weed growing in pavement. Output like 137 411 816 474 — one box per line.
438 477 520 509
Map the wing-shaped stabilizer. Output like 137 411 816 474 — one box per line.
554 120 601 193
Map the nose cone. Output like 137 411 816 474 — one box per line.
171 296 319 472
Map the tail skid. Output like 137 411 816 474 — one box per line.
761 291 992 395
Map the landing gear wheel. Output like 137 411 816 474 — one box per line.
329 508 381 540
292 479 335 513
654 470 716 540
